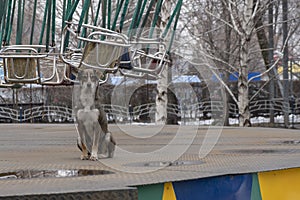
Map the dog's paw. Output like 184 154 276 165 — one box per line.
80 155 89 160
107 145 115 158
89 155 98 161
107 151 114 158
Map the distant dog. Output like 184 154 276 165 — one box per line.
75 68 116 160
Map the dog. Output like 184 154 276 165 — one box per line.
75 68 116 160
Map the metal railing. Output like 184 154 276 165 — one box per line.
0 105 73 123
0 98 298 125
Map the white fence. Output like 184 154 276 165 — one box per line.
0 106 73 122
0 98 299 125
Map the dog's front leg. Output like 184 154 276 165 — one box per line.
80 141 89 160
90 122 100 161
78 121 89 160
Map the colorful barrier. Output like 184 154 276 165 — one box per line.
138 168 300 200
258 168 300 200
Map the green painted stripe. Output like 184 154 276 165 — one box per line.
251 173 262 200
138 184 164 200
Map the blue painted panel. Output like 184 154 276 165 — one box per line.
229 72 261 82
173 174 252 200
212 72 261 82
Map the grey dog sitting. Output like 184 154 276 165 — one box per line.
75 68 116 160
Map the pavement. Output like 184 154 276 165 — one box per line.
0 124 299 199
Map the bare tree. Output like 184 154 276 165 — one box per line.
180 0 299 126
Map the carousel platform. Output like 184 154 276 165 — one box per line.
0 124 299 199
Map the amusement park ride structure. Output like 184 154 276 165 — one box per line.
0 0 182 86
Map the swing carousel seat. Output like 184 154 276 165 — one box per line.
0 45 64 85
0 45 46 84
0 60 15 87
60 23 130 70
119 38 171 79
39 55 65 85
80 31 129 72
60 23 131 84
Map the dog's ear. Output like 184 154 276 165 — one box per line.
77 70 83 81
93 69 97 75
93 69 104 81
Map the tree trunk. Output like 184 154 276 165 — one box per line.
238 0 253 127
155 0 171 125
155 65 168 124
222 1 232 126
268 0 275 125
238 40 251 127
282 0 289 127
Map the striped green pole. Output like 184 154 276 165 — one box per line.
3 0 12 45
101 0 107 40
93 0 102 27
61 0 66 33
127 0 143 37
6 0 16 45
0 0 7 27
45 0 52 51
161 0 182 39
16 0 23 45
111 0 124 31
0 13 5 48
30 0 38 45
83 10 89 45
166 0 182 53
138 0 155 38
78 8 89 48
64 0 80 50
0 1 8 48
20 0 25 42
52 0 56 46
119 0 129 32
149 0 163 38
135 0 148 30
39 0 49 49
107 0 111 29
102 0 107 29
66 0 80 21
66 0 71 16
77 0 90 33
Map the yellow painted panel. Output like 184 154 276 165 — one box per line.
162 182 176 200
258 168 300 200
